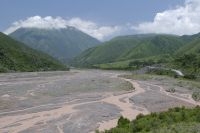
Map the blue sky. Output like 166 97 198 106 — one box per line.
2 0 200 40
1 0 184 28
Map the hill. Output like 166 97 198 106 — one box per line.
0 32 67 72
9 27 100 63
72 35 144 66
172 37 200 77
72 34 186 68
176 37 200 55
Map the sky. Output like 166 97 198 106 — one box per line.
1 0 200 40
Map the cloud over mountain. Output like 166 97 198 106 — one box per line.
4 0 200 40
4 16 120 40
133 0 200 35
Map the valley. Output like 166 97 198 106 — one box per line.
0 69 199 133
1 1 200 133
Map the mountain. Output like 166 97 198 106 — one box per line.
72 34 186 68
118 35 184 60
9 27 101 63
0 32 67 72
176 36 200 55
72 35 144 66
172 34 200 77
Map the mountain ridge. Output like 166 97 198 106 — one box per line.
71 34 187 67
9 27 101 63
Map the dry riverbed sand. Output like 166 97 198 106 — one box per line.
0 69 199 133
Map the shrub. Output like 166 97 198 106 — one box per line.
166 87 176 93
101 106 200 133
117 116 130 127
192 91 200 101
184 74 197 80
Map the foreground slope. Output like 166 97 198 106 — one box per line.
100 106 200 133
9 27 100 63
72 34 185 67
0 32 67 72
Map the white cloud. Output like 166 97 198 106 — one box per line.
4 0 200 40
4 16 66 35
133 0 200 35
66 18 121 40
4 16 121 40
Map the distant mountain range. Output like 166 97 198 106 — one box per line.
2 25 200 75
0 32 67 72
9 27 100 63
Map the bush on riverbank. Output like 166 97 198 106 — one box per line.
192 91 200 101
165 87 176 93
98 106 200 133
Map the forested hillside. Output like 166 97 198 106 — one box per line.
0 32 67 72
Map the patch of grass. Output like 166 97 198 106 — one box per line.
175 78 200 90
122 73 200 90
119 81 135 91
120 74 153 81
94 61 133 70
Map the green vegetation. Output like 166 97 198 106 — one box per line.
72 34 185 68
94 55 172 70
94 60 131 70
0 32 68 72
121 74 154 81
9 27 100 63
98 106 200 133
176 36 200 55
192 91 200 101
162 34 200 78
72 35 142 67
172 35 200 78
73 32 200 79
147 68 177 77
119 35 184 60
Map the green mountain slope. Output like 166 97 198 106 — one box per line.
72 35 144 66
176 37 200 55
172 36 200 77
0 32 67 72
72 34 185 68
119 35 184 60
9 27 100 63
